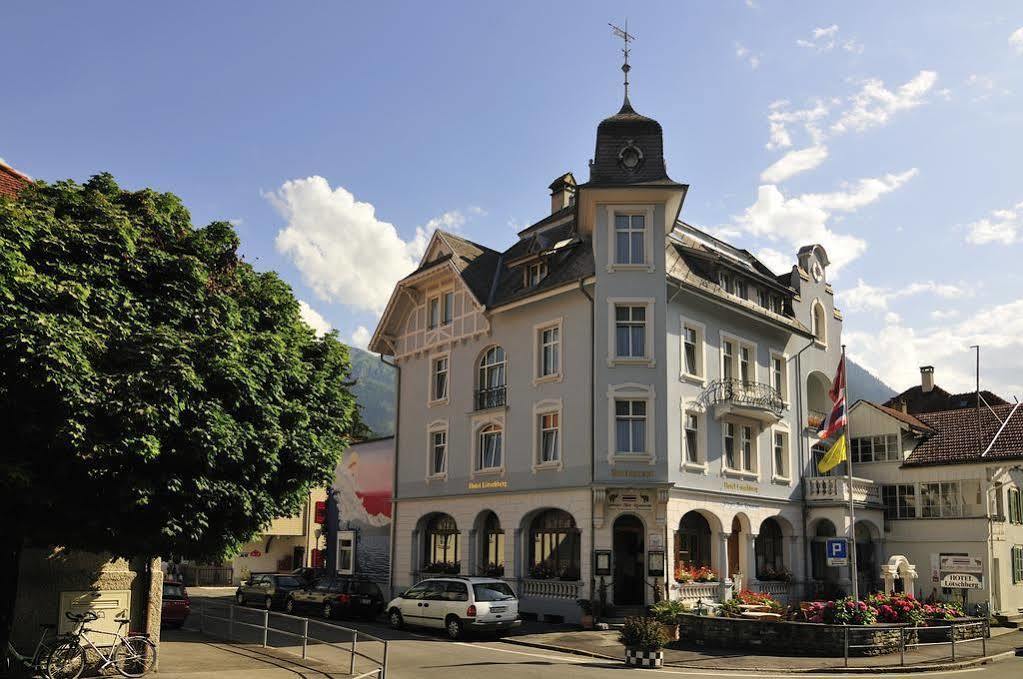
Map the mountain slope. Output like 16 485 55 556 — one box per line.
348 347 396 437
846 358 897 405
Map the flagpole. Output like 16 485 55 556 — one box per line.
842 344 859 601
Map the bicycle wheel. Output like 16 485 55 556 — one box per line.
45 639 86 679
111 636 157 677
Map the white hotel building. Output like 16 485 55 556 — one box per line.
369 92 876 622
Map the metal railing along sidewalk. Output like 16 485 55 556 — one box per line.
842 618 990 668
185 597 388 679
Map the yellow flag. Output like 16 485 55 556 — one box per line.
817 435 847 474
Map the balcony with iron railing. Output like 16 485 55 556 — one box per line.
699 379 785 423
474 385 507 411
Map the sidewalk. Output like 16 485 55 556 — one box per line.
157 628 350 679
502 626 1023 672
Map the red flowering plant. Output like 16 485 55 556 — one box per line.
674 562 719 583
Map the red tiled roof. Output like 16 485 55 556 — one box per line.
903 403 1023 467
0 161 30 198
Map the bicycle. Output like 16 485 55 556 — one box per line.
5 620 61 678
46 610 157 679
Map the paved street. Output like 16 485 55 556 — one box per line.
160 625 1023 679
163 591 1023 679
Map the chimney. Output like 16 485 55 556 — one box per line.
920 366 935 393
548 173 576 214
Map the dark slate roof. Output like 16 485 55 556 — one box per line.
437 232 503 303
903 403 1023 467
583 99 683 188
882 384 1009 415
423 217 593 312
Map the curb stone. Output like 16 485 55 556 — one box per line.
500 637 1018 674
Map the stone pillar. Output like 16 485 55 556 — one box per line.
718 532 732 600
410 528 420 580
459 530 470 574
467 528 478 576
746 533 759 588
785 535 801 580
512 528 523 582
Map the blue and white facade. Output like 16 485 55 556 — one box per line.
370 95 865 621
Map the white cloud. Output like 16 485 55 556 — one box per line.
298 300 332 336
734 42 761 70
349 325 371 350
831 71 938 134
760 145 829 183
840 278 969 312
754 247 793 275
1010 27 1023 55
795 25 863 54
765 99 829 150
735 170 917 274
268 176 480 315
965 201 1023 245
846 298 1023 395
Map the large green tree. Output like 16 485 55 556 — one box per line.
0 174 360 649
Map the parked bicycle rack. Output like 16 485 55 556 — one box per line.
187 598 388 679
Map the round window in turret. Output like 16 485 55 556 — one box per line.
618 141 644 171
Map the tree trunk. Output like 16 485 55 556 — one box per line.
0 535 24 664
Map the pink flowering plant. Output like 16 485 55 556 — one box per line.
799 593 962 627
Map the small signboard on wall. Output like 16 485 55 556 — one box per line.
941 573 982 589
940 556 983 574
826 538 848 567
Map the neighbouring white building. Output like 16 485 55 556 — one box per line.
847 367 1023 623
367 75 886 622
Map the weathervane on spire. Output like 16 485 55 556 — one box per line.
609 20 636 104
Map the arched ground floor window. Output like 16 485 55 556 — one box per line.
529 509 580 581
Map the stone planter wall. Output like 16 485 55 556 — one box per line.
916 618 988 643
677 614 909 657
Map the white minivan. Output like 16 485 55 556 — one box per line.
386 576 521 639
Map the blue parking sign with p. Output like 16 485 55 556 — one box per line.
826 538 848 565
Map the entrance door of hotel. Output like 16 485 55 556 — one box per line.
613 515 644 606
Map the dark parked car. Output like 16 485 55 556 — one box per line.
161 580 191 628
290 567 327 587
287 576 386 620
235 573 304 610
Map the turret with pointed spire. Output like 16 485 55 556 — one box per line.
587 23 677 187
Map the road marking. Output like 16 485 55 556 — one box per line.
452 641 591 663
452 641 990 678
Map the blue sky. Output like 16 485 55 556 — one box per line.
3 2 1023 396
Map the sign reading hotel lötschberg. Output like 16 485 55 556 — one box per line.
940 573 982 589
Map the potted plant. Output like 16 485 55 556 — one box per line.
619 616 668 668
577 598 595 629
649 600 687 640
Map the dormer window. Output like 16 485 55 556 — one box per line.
719 273 732 294
757 289 768 308
772 296 785 315
526 261 548 287
734 279 748 299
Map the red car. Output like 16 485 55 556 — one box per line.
161 581 191 628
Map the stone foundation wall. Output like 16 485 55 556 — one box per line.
12 548 161 657
677 614 909 657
